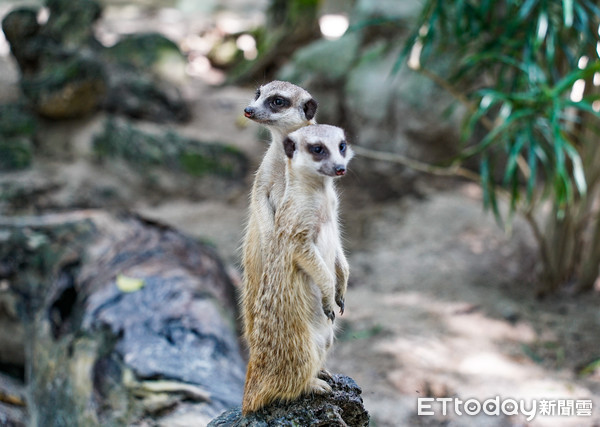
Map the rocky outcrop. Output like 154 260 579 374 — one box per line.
1 0 189 121
93 118 248 180
208 374 369 427
0 211 245 425
277 0 463 199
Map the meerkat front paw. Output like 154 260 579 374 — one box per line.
309 377 332 395
335 294 345 315
322 303 336 322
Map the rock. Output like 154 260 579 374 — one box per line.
104 32 188 84
102 71 190 123
0 211 246 425
208 374 370 427
43 0 102 49
3 1 190 122
276 0 463 199
0 372 27 427
1 8 41 73
0 104 37 138
0 138 33 172
20 56 106 119
278 32 362 85
93 117 248 180
0 104 37 171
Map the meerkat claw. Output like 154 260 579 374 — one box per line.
309 378 332 395
318 369 333 381
323 305 335 322
336 297 345 315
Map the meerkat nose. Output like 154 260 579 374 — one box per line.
244 107 255 118
335 166 346 176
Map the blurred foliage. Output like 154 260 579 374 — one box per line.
229 0 321 83
93 118 248 179
401 0 600 293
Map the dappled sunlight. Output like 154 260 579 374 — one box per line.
319 14 349 40
334 286 597 426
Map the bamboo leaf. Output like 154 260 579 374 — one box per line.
551 62 600 97
563 142 587 196
526 132 538 202
481 154 503 225
462 108 535 158
563 0 574 27
503 134 527 186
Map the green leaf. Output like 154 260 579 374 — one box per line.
526 133 538 202
563 142 587 196
480 154 502 225
462 108 536 158
503 134 527 186
116 274 146 293
562 0 574 27
551 62 600 97
518 0 539 20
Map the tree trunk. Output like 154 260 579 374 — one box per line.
0 211 245 426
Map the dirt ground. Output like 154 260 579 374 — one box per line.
1 2 600 426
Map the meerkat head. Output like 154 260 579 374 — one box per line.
283 124 353 179
243 81 318 133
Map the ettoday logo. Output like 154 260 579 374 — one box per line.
417 397 593 421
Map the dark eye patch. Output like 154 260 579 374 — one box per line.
254 89 261 100
307 143 329 160
265 95 291 111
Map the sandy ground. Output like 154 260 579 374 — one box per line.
1 2 600 426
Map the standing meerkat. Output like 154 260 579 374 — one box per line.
241 81 319 340
242 124 353 414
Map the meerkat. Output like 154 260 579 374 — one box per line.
242 124 353 414
241 81 319 340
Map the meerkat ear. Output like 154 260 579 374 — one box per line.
303 98 318 121
283 137 296 159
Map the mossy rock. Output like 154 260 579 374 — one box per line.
0 104 37 138
0 104 37 171
93 118 248 179
0 137 33 171
103 73 190 123
104 33 184 70
43 0 102 48
20 56 106 119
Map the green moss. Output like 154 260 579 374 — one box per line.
0 138 33 171
93 118 247 179
0 104 37 137
105 33 184 69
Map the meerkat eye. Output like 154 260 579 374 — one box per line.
311 145 324 154
339 142 347 153
254 89 260 100
274 97 284 106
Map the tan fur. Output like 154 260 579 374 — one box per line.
242 124 353 414
241 81 317 341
